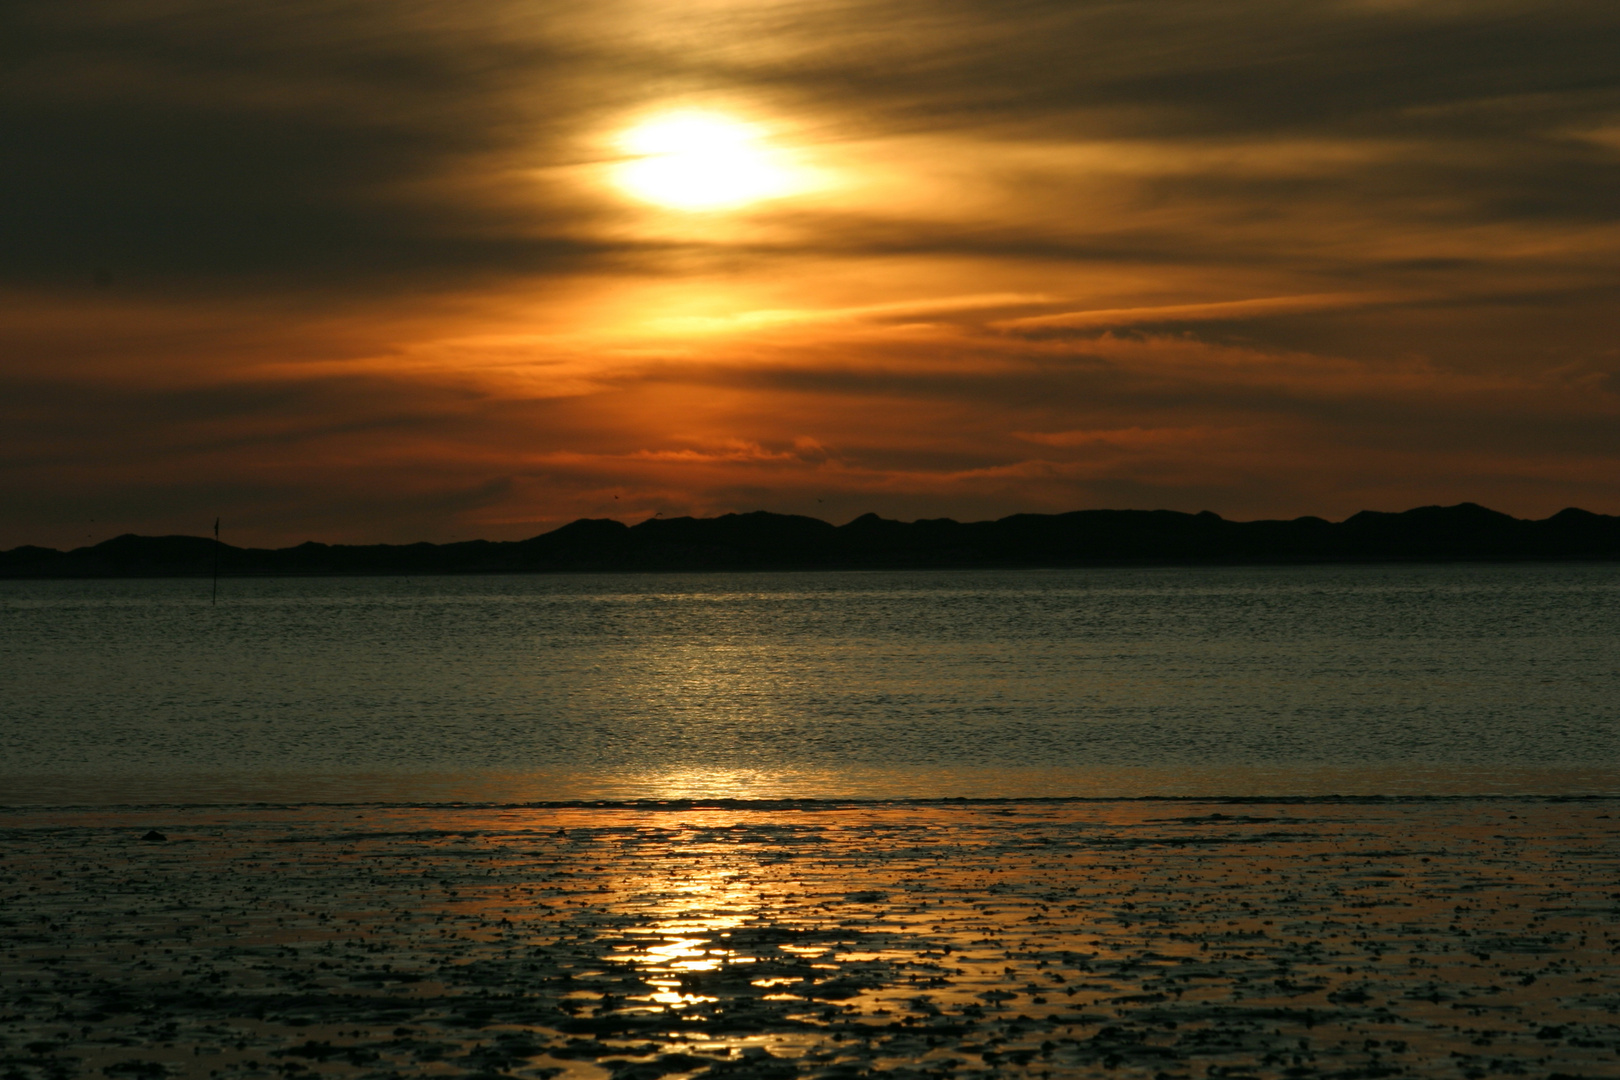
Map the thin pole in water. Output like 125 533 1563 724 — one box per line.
212 517 220 605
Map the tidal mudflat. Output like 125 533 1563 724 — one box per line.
3 800 1617 1080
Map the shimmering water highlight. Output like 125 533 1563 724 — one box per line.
2 564 1616 803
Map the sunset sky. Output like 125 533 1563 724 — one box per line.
5 0 1619 548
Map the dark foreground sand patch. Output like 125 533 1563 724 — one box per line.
1 800 1617 1079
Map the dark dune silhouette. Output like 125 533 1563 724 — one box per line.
3 503 1618 578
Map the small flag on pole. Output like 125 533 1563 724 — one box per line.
212 518 220 605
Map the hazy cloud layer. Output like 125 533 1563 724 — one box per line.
4 0 1619 545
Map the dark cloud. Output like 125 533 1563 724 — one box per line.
790 1 1620 137
2 1 627 291
6 1 1617 291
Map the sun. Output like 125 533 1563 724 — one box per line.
614 111 796 211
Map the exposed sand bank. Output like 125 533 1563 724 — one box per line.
3 799 1617 1079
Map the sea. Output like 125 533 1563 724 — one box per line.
2 563 1616 805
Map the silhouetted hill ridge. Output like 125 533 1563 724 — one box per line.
4 503 1619 577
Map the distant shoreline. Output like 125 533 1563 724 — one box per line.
5 501 1619 578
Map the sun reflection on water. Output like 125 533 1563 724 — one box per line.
613 863 759 1010
629 766 795 801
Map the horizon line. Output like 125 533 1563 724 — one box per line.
7 500 1615 556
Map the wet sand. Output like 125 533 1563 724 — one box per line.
2 799 1617 1080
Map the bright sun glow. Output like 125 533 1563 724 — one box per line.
615 111 796 211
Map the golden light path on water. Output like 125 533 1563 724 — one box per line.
617 865 754 1011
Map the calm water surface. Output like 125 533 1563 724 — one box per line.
2 565 1616 803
